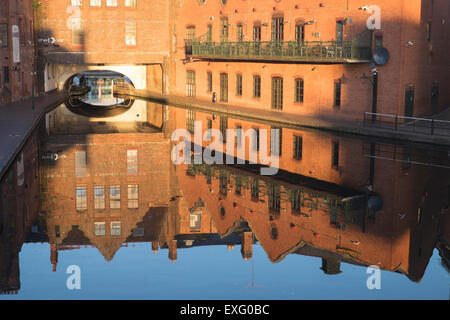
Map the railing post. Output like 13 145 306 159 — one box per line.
395 115 398 131
431 119 434 135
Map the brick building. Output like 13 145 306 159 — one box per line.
170 0 450 120
0 0 36 104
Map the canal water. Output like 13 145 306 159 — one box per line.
0 98 449 300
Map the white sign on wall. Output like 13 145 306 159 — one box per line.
12 25 20 63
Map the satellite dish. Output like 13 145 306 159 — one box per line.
373 47 390 66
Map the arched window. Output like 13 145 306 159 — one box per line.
295 78 304 103
271 77 283 109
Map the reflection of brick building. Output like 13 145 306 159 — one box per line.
172 105 450 281
0 129 41 294
170 0 450 120
0 0 35 104
41 128 172 264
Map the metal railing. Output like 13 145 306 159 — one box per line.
363 112 450 137
188 40 371 62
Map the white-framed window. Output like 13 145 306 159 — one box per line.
125 20 136 46
94 222 106 236
106 0 117 6
90 0 101 6
127 150 138 174
111 222 121 236
125 0 136 7
76 186 87 211
94 185 105 210
71 0 82 6
110 185 121 209
128 184 139 209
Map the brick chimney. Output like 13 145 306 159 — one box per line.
241 232 253 260
50 243 58 272
152 241 159 254
168 240 177 262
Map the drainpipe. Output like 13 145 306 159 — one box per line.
371 70 378 122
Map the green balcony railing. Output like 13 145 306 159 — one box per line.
188 33 372 63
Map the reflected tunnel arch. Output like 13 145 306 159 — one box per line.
64 70 135 118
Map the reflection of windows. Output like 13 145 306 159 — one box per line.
110 185 121 209
125 21 136 46
111 222 121 236
334 80 341 108
268 184 281 213
133 228 144 236
90 0 101 6
95 222 106 236
206 118 212 140
1 24 8 48
190 211 201 231
128 184 139 209
94 186 105 210
293 135 303 160
71 0 82 6
291 189 302 213
332 142 339 169
76 186 87 211
270 126 282 156
106 0 117 6
236 125 242 148
220 116 228 143
219 173 228 195
127 150 138 174
75 151 86 177
235 175 242 195
252 128 260 151
251 178 259 199
72 18 83 45
125 0 136 7
186 109 196 134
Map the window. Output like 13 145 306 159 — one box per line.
186 26 196 41
235 175 242 195
207 24 212 42
125 0 136 7
236 23 244 41
272 15 284 41
291 189 302 213
71 0 82 5
251 178 259 199
127 150 138 174
3 66 9 84
1 24 8 48
236 125 242 148
128 184 139 209
186 70 196 97
336 21 344 44
295 78 304 103
76 186 87 211
334 80 341 108
186 109 196 134
219 173 228 195
106 0 118 6
293 135 303 160
111 222 121 236
90 0 101 6
252 128 260 151
404 86 414 117
75 151 86 177
71 18 83 45
332 142 339 169
271 77 283 109
270 126 282 156
94 186 105 210
110 185 121 209
207 72 212 92
236 73 242 96
190 212 202 231
295 23 305 43
427 21 432 41
94 222 106 236
220 116 228 143
220 73 228 102
253 23 261 42
268 184 281 213
220 17 229 42
125 21 136 46
253 75 261 98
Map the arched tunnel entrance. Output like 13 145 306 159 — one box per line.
64 70 136 118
